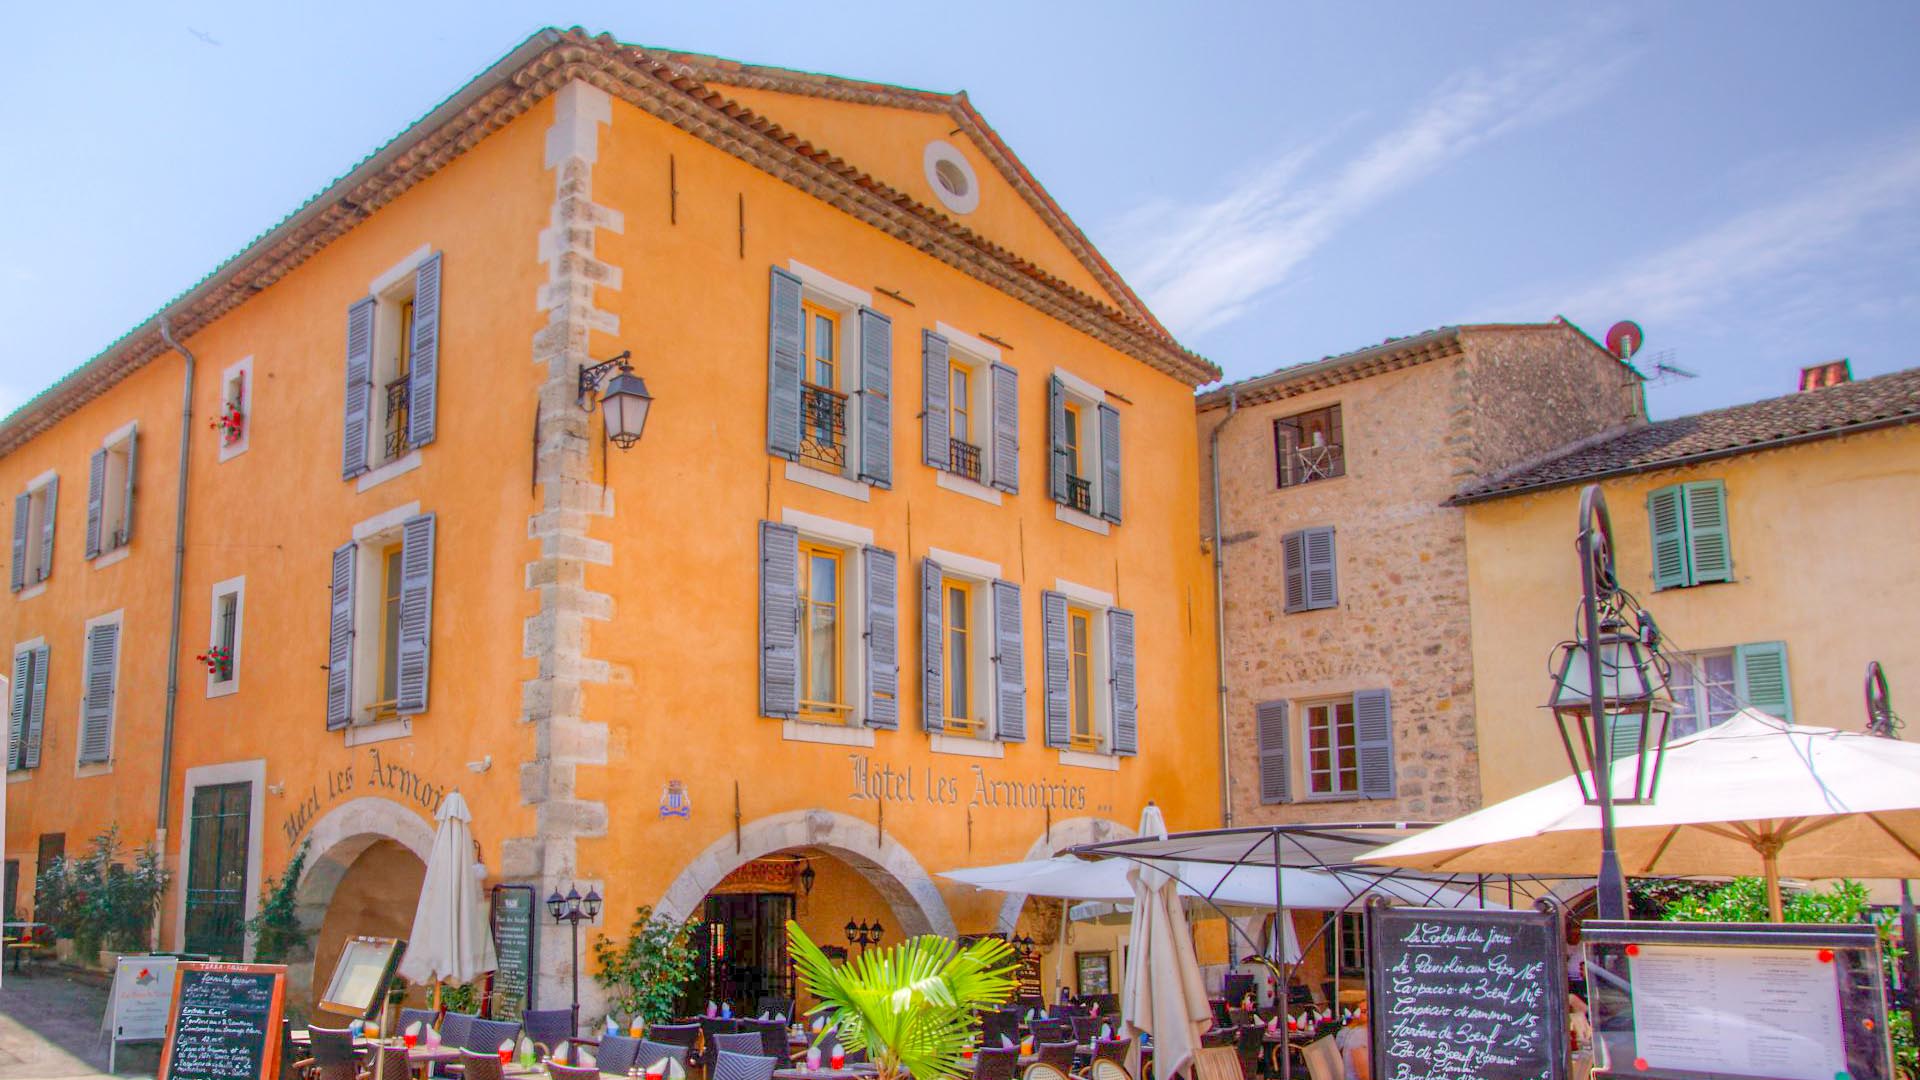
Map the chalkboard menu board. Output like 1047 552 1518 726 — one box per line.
157 962 286 1080
491 884 537 1022
1367 903 1567 1080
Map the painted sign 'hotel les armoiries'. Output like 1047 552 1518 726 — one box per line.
0 30 1224 1010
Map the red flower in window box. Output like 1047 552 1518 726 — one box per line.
209 404 245 445
196 645 233 679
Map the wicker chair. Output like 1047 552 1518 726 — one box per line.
1069 1017 1100 1047
638 1040 692 1073
979 1012 1018 1048
1092 1037 1132 1066
294 1026 361 1080
713 1032 764 1056
364 1046 412 1080
1089 1060 1133 1080
1029 1019 1072 1045
973 1046 1022 1080
465 1019 523 1054
1022 1065 1072 1080
711 1050 778 1080
739 1017 788 1059
397 1008 441 1041
1035 1041 1079 1073
755 998 794 1022
456 1050 506 1080
522 1009 578 1060
439 1012 479 1050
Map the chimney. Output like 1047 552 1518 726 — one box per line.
1798 359 1852 392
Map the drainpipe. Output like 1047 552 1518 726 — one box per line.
1209 390 1240 827
155 316 196 947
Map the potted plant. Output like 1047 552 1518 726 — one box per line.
787 922 1017 1080
196 645 234 680
246 840 311 962
592 905 703 1028
31 856 76 963
210 402 245 445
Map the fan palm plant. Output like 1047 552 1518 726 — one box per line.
788 921 1018 1080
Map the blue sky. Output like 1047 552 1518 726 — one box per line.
3 2 1915 420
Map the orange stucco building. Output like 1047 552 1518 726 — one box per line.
0 30 1225 1018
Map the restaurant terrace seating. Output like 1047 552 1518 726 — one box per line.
1089 1060 1132 1080
1029 1019 1072 1044
522 1009 580 1060
711 1050 779 1080
456 1049 506 1080
397 1008 440 1040
294 1026 360 1080
547 1064 600 1080
649 1022 702 1056
740 1017 789 1058
713 1032 765 1056
1069 1017 1100 1046
1035 1041 1078 1073
756 998 794 1021
973 1046 1022 1080
594 1035 642 1076
1092 1037 1132 1066
637 1040 692 1073
1023 1065 1071 1080
367 1046 412 1080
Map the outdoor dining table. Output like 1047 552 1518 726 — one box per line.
773 1066 880 1080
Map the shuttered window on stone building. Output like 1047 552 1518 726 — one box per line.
1283 526 1338 612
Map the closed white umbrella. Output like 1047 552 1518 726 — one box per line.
1359 710 1920 920
399 792 497 987
1121 804 1211 1080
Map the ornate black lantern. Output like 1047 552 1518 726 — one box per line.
1546 611 1674 805
578 351 653 450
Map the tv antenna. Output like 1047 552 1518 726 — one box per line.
1640 349 1696 386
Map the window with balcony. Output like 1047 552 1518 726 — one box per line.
1062 404 1089 513
342 249 440 482
769 266 892 493
1048 372 1120 525
9 474 58 593
923 327 1016 496
1274 405 1344 488
799 301 849 474
947 361 982 482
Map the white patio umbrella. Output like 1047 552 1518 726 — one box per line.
399 791 497 993
1121 804 1211 1080
941 855 1502 911
1359 710 1920 920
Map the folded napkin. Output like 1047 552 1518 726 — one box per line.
1099 1024 1111 1041
707 1001 720 1018
759 1012 772 1021
1000 1035 1015 1049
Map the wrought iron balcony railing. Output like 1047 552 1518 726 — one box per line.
1066 474 1092 514
800 383 848 471
383 377 411 462
948 437 982 482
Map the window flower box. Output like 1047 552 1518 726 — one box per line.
210 404 245 446
196 645 233 681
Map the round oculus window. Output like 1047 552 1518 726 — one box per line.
923 140 980 214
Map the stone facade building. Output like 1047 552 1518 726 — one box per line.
1199 323 1641 828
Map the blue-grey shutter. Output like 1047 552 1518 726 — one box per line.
1647 486 1688 589
1735 641 1792 723
343 297 376 478
1108 608 1136 755
85 449 106 560
989 363 1019 494
23 645 47 768
862 546 898 729
119 428 137 547
991 580 1025 741
759 522 800 719
1352 688 1395 798
395 513 435 716
1282 531 1307 613
326 543 356 730
921 558 945 733
767 269 804 461
1042 590 1070 748
79 622 118 764
36 477 55 582
1305 527 1338 610
1683 480 1732 584
7 650 29 770
407 253 442 448
857 308 892 488
1256 701 1291 804
922 331 951 470
9 493 26 591
1097 403 1122 524
1607 713 1646 762
1047 376 1069 504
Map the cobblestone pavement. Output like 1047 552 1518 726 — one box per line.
0 967 159 1078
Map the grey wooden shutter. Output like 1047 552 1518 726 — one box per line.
1042 590 1070 748
1735 641 1793 723
989 363 1019 493
36 477 55 582
1256 701 1291 804
326 542 356 730
759 521 801 719
23 645 46 768
991 580 1025 741
1282 531 1307 613
1108 607 1137 755
1097 403 1122 523
1048 376 1069 503
862 546 899 729
407 253 442 448
9 493 26 591
857 308 893 488
79 622 118 764
84 449 106 559
7 650 28 770
119 428 137 546
921 558 945 733
394 513 436 716
767 269 804 461
1305 527 1338 610
1352 688 1395 798
342 297 376 478
922 331 951 470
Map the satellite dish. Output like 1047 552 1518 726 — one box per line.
1605 320 1644 360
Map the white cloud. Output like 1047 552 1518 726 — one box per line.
1103 28 1631 337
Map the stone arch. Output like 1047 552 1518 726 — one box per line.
657 809 955 937
287 797 436 1003
991 816 1137 934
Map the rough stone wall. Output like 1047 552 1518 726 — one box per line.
1459 325 1644 480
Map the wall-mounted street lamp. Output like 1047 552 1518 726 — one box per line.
548 884 603 1030
799 860 817 897
578 351 653 450
1010 934 1038 961
844 919 884 953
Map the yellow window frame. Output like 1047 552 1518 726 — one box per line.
1068 605 1097 749
944 579 982 735
798 542 849 721
949 360 973 445
1063 401 1083 479
802 300 839 390
372 543 405 719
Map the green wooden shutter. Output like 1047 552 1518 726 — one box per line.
1305 527 1338 610
857 308 893 488
23 645 47 768
1352 688 1394 798
1256 700 1291 804
84 449 106 560
991 580 1025 741
1108 608 1136 755
922 332 950 470
326 543 356 730
1097 403 1122 524
989 363 1019 494
862 546 899 730
79 623 118 764
759 522 801 719
1647 485 1689 589
1735 641 1792 723
766 269 804 461
9 493 26 592
921 558 945 733
7 650 29 770
1047 376 1069 504
407 253 442 448
1683 480 1732 584
36 478 55 583
394 513 435 716
342 297 376 479
119 428 137 547
1041 590 1070 747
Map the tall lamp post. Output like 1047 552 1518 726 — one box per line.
1545 485 1673 921
548 884 602 1032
